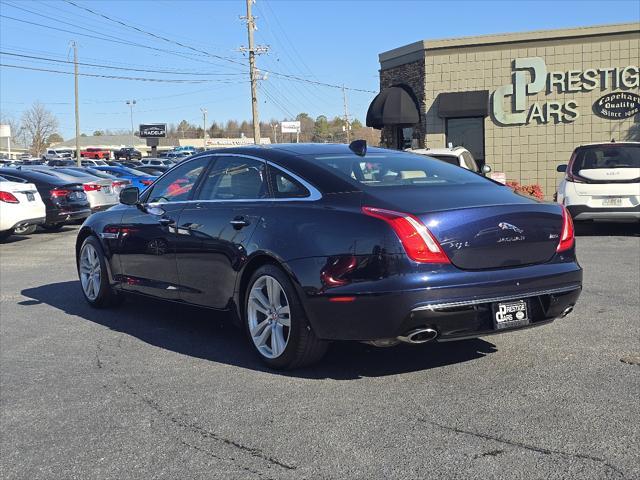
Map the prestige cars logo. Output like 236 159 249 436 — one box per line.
492 57 639 125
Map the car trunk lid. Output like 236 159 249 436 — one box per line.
363 185 564 270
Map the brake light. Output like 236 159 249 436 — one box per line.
556 205 575 253
565 170 585 184
50 188 70 198
0 191 19 203
112 180 128 187
362 206 450 264
83 183 102 192
140 179 153 186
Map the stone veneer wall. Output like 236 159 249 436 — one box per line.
379 58 426 149
421 32 639 199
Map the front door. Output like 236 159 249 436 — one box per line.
176 155 267 308
117 156 210 299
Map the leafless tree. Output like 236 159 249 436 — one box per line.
21 102 59 156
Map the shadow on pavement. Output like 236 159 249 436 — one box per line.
20 280 497 380
574 221 639 237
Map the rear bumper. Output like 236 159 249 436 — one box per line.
291 259 583 341
567 204 640 221
7 216 46 230
47 208 91 224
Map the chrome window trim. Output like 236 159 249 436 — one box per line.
412 284 581 312
144 152 322 205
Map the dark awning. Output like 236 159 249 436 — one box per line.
437 90 489 118
366 85 420 128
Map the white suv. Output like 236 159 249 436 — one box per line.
556 142 639 222
406 146 490 174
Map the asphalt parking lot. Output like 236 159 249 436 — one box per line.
1 223 639 480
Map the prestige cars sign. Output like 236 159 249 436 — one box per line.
592 92 640 119
139 124 167 138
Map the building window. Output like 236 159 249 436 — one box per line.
395 126 415 150
446 117 485 166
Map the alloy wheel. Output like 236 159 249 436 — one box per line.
79 244 101 301
247 275 291 359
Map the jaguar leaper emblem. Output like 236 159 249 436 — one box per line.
498 222 524 234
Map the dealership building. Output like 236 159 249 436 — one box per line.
367 23 639 198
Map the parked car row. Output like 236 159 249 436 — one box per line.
0 163 163 241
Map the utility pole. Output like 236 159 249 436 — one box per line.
201 108 208 148
342 84 351 143
241 0 269 145
73 41 80 166
126 100 136 147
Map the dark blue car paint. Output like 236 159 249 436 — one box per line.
76 145 582 342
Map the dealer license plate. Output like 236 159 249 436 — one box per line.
602 197 622 207
493 300 529 330
26 192 35 201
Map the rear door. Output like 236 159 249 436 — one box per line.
116 157 210 299
176 155 267 308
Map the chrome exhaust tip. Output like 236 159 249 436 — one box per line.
560 305 574 318
397 327 438 344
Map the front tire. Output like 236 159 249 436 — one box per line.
244 264 327 369
41 223 64 231
78 236 122 308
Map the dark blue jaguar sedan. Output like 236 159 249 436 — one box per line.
76 142 582 369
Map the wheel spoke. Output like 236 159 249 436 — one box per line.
271 324 284 356
266 277 280 307
251 289 271 311
91 274 100 296
250 318 269 337
255 323 272 347
277 305 290 327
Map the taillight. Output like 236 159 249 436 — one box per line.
0 191 19 203
362 206 450 264
556 205 575 253
565 170 585 184
140 179 153 186
112 180 128 187
50 188 70 198
83 183 102 192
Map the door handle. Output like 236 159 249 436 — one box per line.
230 217 251 229
158 217 173 226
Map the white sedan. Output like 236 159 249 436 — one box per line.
0 175 46 241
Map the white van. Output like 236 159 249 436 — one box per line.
556 141 640 222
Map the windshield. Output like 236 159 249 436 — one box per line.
309 151 488 188
571 145 639 173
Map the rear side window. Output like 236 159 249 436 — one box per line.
310 151 487 188
145 157 209 203
267 165 310 198
571 145 639 174
197 156 267 200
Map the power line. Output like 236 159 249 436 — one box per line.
0 63 233 83
0 51 246 77
58 1 376 93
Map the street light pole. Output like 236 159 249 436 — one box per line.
126 99 136 146
201 107 208 149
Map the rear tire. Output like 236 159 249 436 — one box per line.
13 225 37 235
42 223 64 231
78 236 123 308
244 264 328 369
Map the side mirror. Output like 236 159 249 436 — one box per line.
119 186 140 205
556 164 567 173
481 164 492 175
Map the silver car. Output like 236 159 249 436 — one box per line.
63 167 132 195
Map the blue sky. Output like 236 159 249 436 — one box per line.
1 0 638 139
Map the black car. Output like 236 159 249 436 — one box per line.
48 159 77 167
114 148 142 161
0 168 91 230
75 143 581 369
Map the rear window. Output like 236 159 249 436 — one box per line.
429 154 459 167
309 151 487 188
571 145 639 174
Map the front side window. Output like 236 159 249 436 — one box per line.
145 157 209 203
197 156 267 201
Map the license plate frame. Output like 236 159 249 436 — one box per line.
602 197 623 207
492 299 530 330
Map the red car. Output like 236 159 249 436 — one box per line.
80 147 110 159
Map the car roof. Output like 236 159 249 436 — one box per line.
576 141 640 148
0 168 71 185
